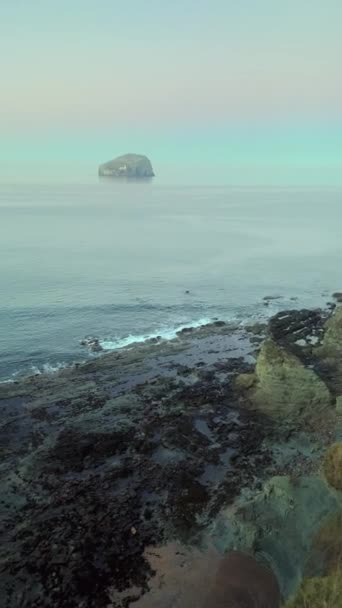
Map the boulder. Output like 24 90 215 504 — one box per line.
250 339 331 421
245 322 267 336
235 373 257 390
98 153 154 178
203 551 280 608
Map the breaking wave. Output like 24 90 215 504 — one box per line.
99 317 217 350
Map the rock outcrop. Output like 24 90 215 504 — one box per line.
98 153 155 178
320 306 342 355
245 339 332 422
316 306 342 394
323 443 342 491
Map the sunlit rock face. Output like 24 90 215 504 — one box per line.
316 306 342 394
98 154 155 178
249 339 332 422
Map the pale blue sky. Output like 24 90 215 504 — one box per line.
1 1 341 175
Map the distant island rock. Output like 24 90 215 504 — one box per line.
98 154 155 178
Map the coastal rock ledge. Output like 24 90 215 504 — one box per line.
98 153 155 178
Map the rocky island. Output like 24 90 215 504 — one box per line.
98 154 155 178
0 304 342 607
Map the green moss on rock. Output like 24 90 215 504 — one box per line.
235 373 257 390
323 443 342 491
316 306 342 394
251 339 331 421
336 396 342 416
284 568 342 608
321 306 342 354
308 511 342 575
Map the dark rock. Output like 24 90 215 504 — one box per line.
269 309 324 351
177 327 194 335
80 337 103 352
263 295 282 302
246 322 267 336
0 328 269 607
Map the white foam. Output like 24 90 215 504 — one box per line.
29 361 68 375
99 317 215 351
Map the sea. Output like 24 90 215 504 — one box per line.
1 164 342 381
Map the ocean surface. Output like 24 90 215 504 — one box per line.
1 173 342 380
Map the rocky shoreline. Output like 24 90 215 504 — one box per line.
0 306 341 607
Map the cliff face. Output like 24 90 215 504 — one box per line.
98 153 155 178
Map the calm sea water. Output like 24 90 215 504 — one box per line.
1 175 341 380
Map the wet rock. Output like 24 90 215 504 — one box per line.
80 337 103 352
1 306 342 607
0 325 271 607
323 443 342 491
269 309 324 351
263 295 282 302
177 327 194 335
245 322 267 336
332 292 342 302
203 551 280 608
250 339 332 422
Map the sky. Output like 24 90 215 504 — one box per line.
1 1 341 177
